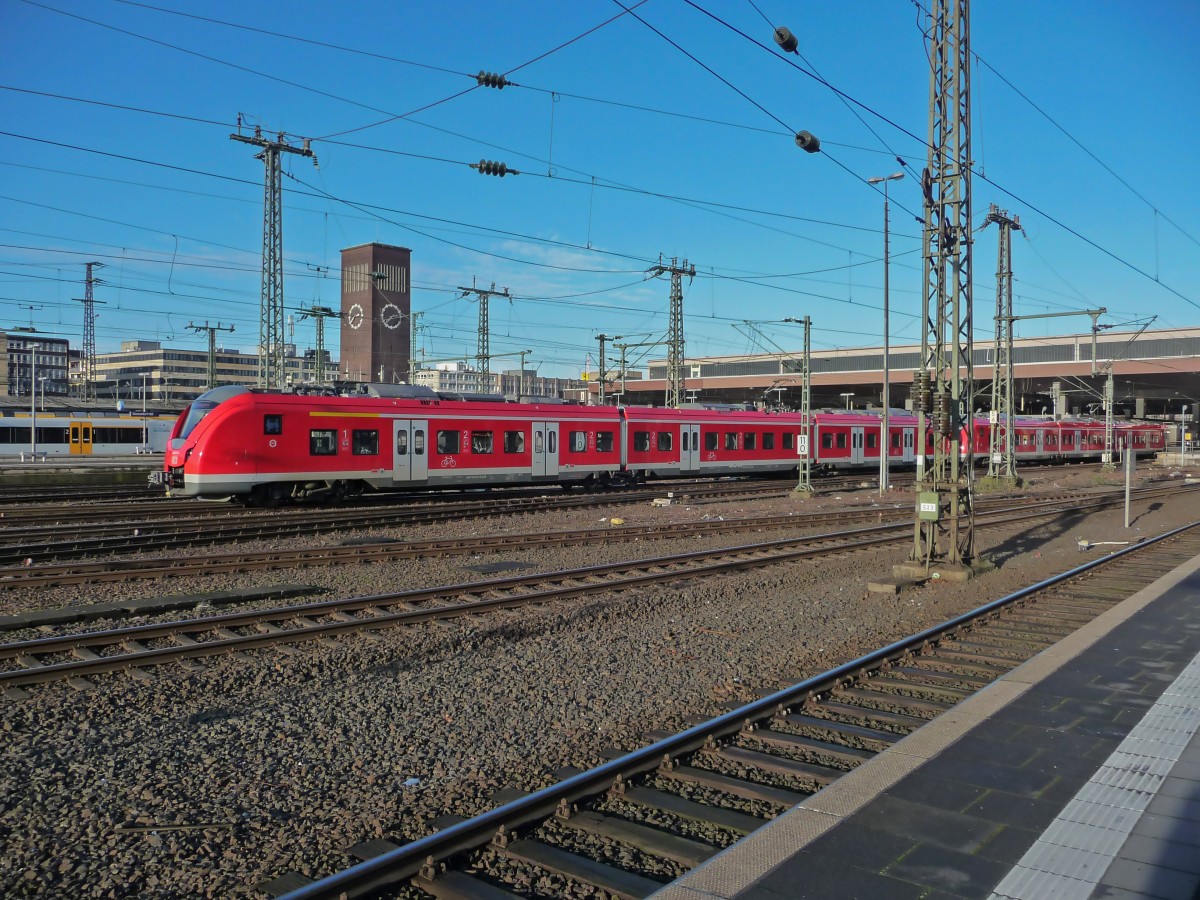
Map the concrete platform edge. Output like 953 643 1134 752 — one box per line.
649 541 1200 900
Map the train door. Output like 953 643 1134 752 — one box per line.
902 428 915 463
680 424 700 472
69 421 93 455
850 427 865 465
392 419 428 483
1035 429 1045 457
532 422 560 478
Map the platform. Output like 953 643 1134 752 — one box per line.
0 455 160 486
653 550 1200 900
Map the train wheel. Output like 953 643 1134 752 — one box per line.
259 483 289 508
328 481 347 504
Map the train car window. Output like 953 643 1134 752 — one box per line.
822 433 833 449
310 429 337 456
504 431 525 453
352 430 379 455
724 432 737 450
568 431 587 453
633 431 651 452
534 431 544 453
264 415 282 435
892 432 901 449
680 432 689 452
657 432 673 452
763 433 775 450
836 433 847 449
597 431 614 453
94 427 137 443
744 432 757 450
705 432 718 451
783 433 794 450
471 431 494 454
548 432 557 453
867 433 878 449
396 431 408 455
437 430 460 454
2 427 30 443
414 430 425 455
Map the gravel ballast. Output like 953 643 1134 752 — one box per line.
1 465 1198 898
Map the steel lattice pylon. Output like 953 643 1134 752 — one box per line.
260 144 284 388
647 256 695 409
909 0 975 572
76 261 105 400
984 205 1021 481
230 124 315 389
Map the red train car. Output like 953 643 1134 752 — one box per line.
159 385 1167 503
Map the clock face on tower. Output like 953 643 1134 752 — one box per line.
381 302 403 330
347 303 365 329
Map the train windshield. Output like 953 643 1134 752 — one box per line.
177 385 250 439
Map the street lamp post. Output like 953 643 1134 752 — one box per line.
29 343 37 458
867 172 904 494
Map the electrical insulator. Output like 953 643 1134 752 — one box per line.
474 159 512 177
794 130 821 153
933 391 952 435
911 370 932 414
476 71 510 89
774 26 799 54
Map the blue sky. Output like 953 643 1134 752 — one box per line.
2 0 1198 379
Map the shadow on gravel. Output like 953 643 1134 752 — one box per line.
985 506 1091 568
1129 501 1163 528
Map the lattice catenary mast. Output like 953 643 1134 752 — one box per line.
905 0 976 576
983 204 1021 482
647 256 695 409
299 306 339 385
459 280 511 376
187 321 235 389
230 120 316 389
74 261 106 401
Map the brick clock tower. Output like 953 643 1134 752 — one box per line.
339 243 412 383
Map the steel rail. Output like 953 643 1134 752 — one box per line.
278 520 1200 900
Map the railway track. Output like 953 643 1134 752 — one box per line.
0 487 1182 697
0 479 800 557
0 483 1184 592
265 520 1200 900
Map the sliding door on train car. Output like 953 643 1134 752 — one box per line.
532 422 560 478
850 427 865 465
680 424 701 472
69 422 93 455
392 419 428 483
902 428 915 463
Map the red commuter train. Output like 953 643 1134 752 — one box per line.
156 385 1165 503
